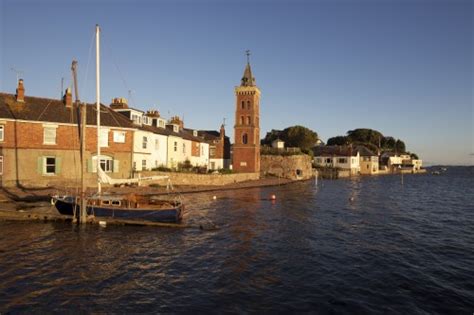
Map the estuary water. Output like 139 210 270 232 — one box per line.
1 167 473 313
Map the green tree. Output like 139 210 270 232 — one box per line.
395 139 406 153
261 129 282 146
347 128 383 147
327 136 349 146
381 136 396 150
281 125 318 152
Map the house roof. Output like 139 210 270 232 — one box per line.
0 92 134 129
354 145 377 157
312 145 358 157
198 130 220 141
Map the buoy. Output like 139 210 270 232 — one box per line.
212 196 217 200
270 194 276 200
99 221 107 227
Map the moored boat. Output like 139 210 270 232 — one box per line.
52 194 183 223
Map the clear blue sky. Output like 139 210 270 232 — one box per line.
1 0 472 165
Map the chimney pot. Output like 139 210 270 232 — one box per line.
64 88 73 107
16 79 25 102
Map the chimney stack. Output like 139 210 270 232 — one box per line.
16 79 25 102
64 88 73 107
220 124 225 138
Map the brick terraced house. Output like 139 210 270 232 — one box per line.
0 80 134 188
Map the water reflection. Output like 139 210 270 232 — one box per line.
1 171 474 313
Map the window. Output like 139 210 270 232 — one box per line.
92 155 113 173
100 159 113 172
100 129 109 147
142 159 147 170
240 161 247 166
174 141 178 152
242 133 248 144
133 161 137 170
0 125 4 141
241 116 244 125
210 147 216 157
247 101 251 109
325 158 332 164
173 125 179 132
182 143 185 153
338 158 347 164
155 139 159 150
113 131 126 143
159 120 165 128
44 157 56 175
0 156 3 175
241 101 245 109
43 126 57 144
247 116 251 125
142 136 148 149
201 145 204 156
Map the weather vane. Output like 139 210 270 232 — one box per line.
245 50 251 63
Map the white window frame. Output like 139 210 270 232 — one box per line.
43 125 58 145
142 159 147 170
92 155 113 173
0 125 4 142
0 156 3 175
142 136 148 149
182 143 185 154
43 156 56 175
113 131 126 143
155 138 159 150
174 141 177 152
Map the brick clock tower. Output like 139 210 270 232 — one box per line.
233 53 260 173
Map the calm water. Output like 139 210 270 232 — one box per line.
1 167 473 313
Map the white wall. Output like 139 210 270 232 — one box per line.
133 130 168 171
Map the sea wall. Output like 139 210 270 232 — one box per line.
139 171 260 186
315 167 351 179
260 155 313 180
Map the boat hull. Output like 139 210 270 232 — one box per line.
53 196 183 223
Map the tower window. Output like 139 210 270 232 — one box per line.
242 133 248 144
241 101 245 109
241 116 244 125
247 116 251 125
247 101 251 109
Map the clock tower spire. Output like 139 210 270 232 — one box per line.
233 51 260 173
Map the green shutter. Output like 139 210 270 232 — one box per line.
87 159 93 173
37 157 43 174
113 160 120 173
56 157 62 174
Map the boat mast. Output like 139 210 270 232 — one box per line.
72 60 88 224
96 24 101 194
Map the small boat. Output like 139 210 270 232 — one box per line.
432 171 441 175
52 193 184 223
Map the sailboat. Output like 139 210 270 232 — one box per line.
52 25 184 223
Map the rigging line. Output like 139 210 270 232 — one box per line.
36 98 55 121
102 33 136 106
80 29 96 102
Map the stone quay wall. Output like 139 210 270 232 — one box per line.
139 171 260 186
260 154 313 180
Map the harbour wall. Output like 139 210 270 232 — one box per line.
139 171 260 186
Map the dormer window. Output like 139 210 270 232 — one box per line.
193 130 198 137
173 125 179 133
